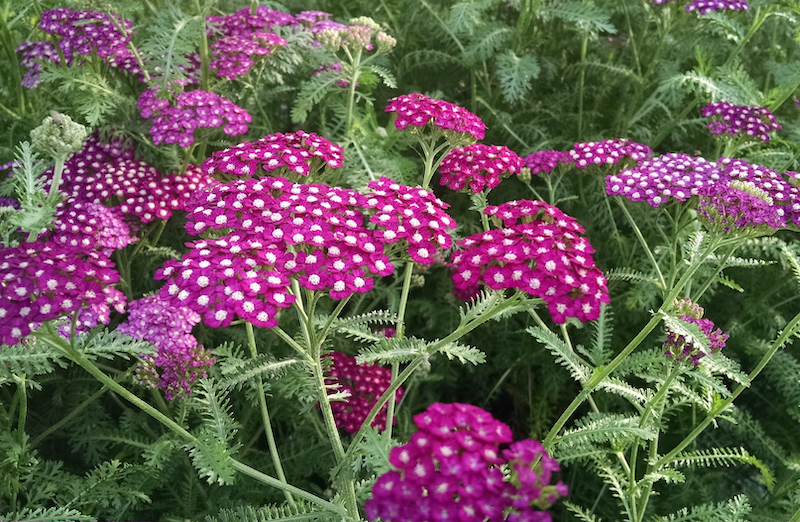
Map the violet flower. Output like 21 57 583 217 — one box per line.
664 299 728 365
701 101 781 143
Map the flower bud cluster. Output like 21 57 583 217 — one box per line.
570 139 652 169
16 40 61 89
0 241 124 345
523 150 574 175
438 144 523 193
137 89 252 148
30 112 87 161
701 101 781 142
37 8 142 76
210 32 287 80
324 351 404 433
451 200 609 323
202 131 344 180
363 177 458 265
119 295 214 400
664 299 728 365
386 93 486 142
365 403 566 522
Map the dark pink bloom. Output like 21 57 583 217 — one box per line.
210 32 287 80
438 144 523 193
702 101 781 142
524 150 574 175
570 139 652 169
664 299 728 365
385 93 486 141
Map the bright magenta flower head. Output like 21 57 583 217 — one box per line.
438 144 523 193
570 139 652 169
385 93 486 142
701 101 781 143
451 200 609 323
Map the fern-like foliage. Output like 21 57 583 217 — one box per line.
219 353 299 391
291 69 344 124
348 425 398 476
0 340 67 388
140 1 205 92
555 412 656 463
1 142 54 244
542 0 617 35
39 63 126 126
461 22 514 66
0 507 95 522
495 50 540 104
646 494 752 522
62 460 152 517
357 335 485 366
527 325 592 383
206 501 337 522
319 310 397 344
663 447 775 490
75 329 156 361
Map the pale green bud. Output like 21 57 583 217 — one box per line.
30 111 87 161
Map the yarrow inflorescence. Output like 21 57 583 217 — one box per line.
701 101 781 142
210 32 287 80
451 200 609 323
363 177 458 265
119 295 214 400
137 89 252 147
16 40 61 88
0 241 125 345
202 131 345 180
438 144 523 193
570 139 652 169
45 201 137 256
324 351 404 433
606 153 800 230
385 93 486 141
652 0 749 13
523 150 574 175
364 402 567 522
664 298 728 365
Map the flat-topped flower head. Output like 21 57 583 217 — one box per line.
202 131 345 181
606 153 722 207
16 40 61 88
366 402 564 522
664 299 728 365
438 144 523 193
702 101 781 142
45 201 137 256
207 6 297 38
570 139 652 169
137 89 252 148
385 93 486 142
524 150 574 175
452 200 609 323
210 32 287 80
0 241 124 345
363 177 458 265
120 295 213 400
324 351 404 433
37 8 142 77
686 0 749 13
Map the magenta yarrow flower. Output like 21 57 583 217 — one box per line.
202 131 345 180
438 144 523 193
363 177 458 265
702 101 781 143
385 93 486 141
664 299 728 366
324 351 404 433
295 11 333 27
524 150 574 175
137 89 251 147
16 40 62 89
210 32 287 80
503 439 570 519
38 8 142 77
0 242 124 345
46 201 137 256
365 402 565 522
570 139 652 169
686 0 749 13
119 295 214 400
207 6 297 38
451 200 609 323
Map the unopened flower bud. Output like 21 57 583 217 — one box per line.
30 111 87 160
376 31 396 52
348 16 381 32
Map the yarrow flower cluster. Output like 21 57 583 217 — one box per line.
324 351 404 433
119 295 214 400
47 134 213 223
451 200 609 323
206 5 297 38
0 241 125 345
606 154 800 230
35 8 141 76
137 89 252 147
385 93 486 141
202 131 345 180
363 177 458 264
523 150 574 175
664 298 728 365
16 40 61 88
570 139 652 169
652 0 749 13
45 201 137 256
438 144 523 193
701 101 781 142
210 32 287 80
365 403 566 522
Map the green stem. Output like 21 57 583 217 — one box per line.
385 261 415 435
543 237 722 449
655 309 800 469
577 34 588 140
344 47 363 137
15 376 27 433
616 198 666 290
38 325 345 516
245 322 295 507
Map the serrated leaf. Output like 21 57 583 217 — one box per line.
367 65 397 89
543 0 617 35
495 50 540 104
527 325 592 383
356 337 428 365
436 341 486 365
